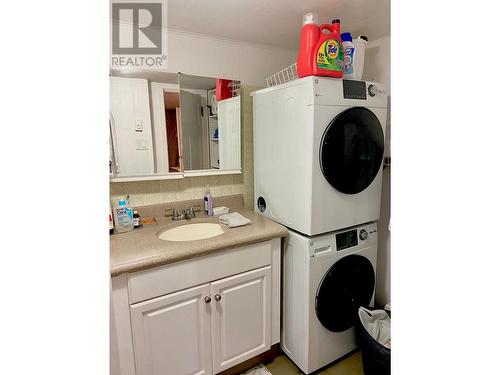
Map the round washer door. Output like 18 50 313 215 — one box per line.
320 107 384 194
315 254 375 332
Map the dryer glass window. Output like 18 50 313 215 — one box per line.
320 107 384 194
315 254 375 332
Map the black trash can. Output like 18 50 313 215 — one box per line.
355 307 391 375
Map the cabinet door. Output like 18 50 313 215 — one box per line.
210 266 271 373
130 284 212 375
218 96 241 170
110 76 155 176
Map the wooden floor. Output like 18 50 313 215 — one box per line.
264 351 364 375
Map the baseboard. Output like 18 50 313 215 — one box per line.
216 344 281 375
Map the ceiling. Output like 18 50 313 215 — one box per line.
110 69 179 84
167 0 390 50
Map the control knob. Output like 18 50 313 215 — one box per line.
359 229 368 241
368 84 377 97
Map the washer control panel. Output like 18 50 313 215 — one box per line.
336 229 358 250
334 225 378 251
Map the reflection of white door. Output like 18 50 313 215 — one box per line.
218 96 241 170
110 77 155 176
180 90 203 170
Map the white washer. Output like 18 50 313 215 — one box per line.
282 222 377 374
252 77 387 235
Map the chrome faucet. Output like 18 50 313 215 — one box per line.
165 206 201 221
184 206 202 219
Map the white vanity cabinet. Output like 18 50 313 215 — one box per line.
210 266 271 373
130 284 212 375
111 238 281 375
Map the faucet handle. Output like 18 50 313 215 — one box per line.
184 207 196 219
165 209 180 220
190 205 202 213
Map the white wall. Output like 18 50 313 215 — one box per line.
166 29 297 86
363 35 391 306
363 35 390 92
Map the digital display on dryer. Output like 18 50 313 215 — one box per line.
343 80 367 100
336 230 358 251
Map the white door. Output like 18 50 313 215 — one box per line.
130 284 212 375
217 96 241 170
210 266 271 373
180 90 203 170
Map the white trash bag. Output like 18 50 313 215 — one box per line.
358 306 391 349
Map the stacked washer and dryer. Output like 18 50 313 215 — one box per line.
252 77 387 374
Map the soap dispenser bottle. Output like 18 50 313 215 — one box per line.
113 197 134 233
204 186 213 216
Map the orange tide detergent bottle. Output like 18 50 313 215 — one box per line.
297 15 344 78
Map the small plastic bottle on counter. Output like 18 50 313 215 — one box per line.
204 186 213 216
109 202 114 235
133 210 141 228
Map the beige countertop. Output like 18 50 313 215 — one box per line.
110 208 288 276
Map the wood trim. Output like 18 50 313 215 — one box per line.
215 344 280 375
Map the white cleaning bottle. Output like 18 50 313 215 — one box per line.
351 36 368 80
113 197 134 233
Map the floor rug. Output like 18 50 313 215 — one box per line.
240 363 272 375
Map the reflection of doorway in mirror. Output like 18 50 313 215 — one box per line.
180 89 210 170
151 82 182 174
163 92 182 172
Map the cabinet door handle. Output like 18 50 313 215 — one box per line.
214 294 221 301
204 296 211 303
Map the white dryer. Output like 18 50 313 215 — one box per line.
253 77 387 235
282 222 377 374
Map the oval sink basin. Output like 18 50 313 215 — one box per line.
158 223 224 242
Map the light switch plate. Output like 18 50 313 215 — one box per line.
134 119 143 132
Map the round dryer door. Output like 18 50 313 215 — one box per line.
315 254 375 332
320 107 384 194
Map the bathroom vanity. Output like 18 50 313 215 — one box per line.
110 201 287 375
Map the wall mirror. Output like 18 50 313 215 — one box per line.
178 73 241 176
109 70 241 182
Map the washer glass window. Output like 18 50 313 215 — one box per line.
315 254 375 332
320 107 384 194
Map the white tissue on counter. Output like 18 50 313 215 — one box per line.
219 212 252 228
212 206 229 215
